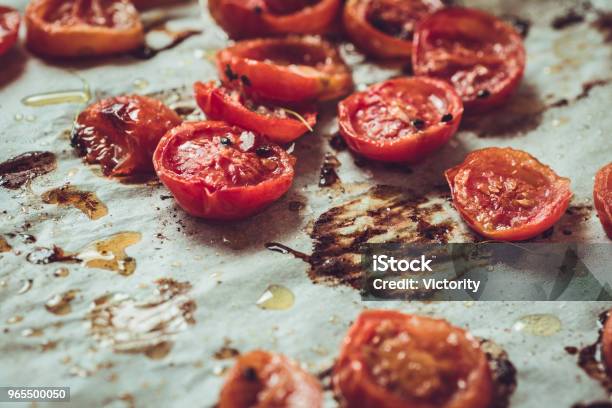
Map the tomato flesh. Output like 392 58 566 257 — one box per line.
413 7 525 111
219 350 323 408
71 95 181 177
338 77 463 163
153 121 295 220
343 0 441 59
594 163 612 239
208 0 341 39
333 310 492 408
0 6 20 56
217 36 353 103
194 81 317 144
25 0 143 57
445 148 572 241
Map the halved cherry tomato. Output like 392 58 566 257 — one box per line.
594 163 612 239
25 0 143 57
71 95 181 177
217 36 353 103
338 77 463 163
333 310 492 408
194 81 317 144
219 350 323 408
445 148 572 241
343 0 442 59
602 310 612 374
153 121 295 220
413 7 526 112
0 6 20 56
209 0 342 39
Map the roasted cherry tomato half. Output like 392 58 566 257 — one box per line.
194 81 317 144
25 0 143 57
72 95 181 177
333 310 492 408
338 77 463 163
217 36 353 103
594 163 612 239
0 6 20 56
209 0 342 39
219 350 323 408
343 0 442 59
445 148 572 241
153 121 295 220
413 7 526 112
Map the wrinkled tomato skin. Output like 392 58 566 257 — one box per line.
217 36 353 103
445 148 572 241
0 6 20 56
594 163 612 239
209 0 341 39
153 121 295 220
25 0 143 57
194 81 317 144
72 95 181 177
333 310 492 408
413 7 525 112
219 350 323 408
338 77 463 163
343 0 442 59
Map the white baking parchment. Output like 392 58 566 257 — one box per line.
1 0 611 407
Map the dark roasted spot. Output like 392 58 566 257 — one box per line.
480 338 518 408
441 113 453 123
577 79 611 101
565 346 579 355
549 98 569 108
502 15 531 38
593 11 612 43
0 152 57 190
288 201 305 212
319 154 340 188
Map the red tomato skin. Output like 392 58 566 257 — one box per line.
338 77 463 163
209 0 342 39
219 350 323 408
194 81 316 144
343 0 442 59
217 37 352 103
412 7 526 112
153 121 295 220
445 148 572 241
594 163 612 239
333 310 493 408
0 6 20 56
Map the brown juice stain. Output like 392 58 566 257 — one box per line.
267 185 474 289
21 327 44 337
79 232 141 276
26 232 141 276
132 23 201 60
479 339 517 408
593 11 612 42
319 153 341 188
45 289 79 315
88 278 196 360
0 152 57 189
502 15 531 38
41 185 108 220
213 339 240 360
551 8 585 29
54 267 70 277
0 235 11 252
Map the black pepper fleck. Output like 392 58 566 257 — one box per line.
253 6 263 15
412 119 426 129
441 113 453 123
220 137 232 146
240 75 251 86
225 64 238 81
255 146 273 158
243 366 258 381
477 89 491 99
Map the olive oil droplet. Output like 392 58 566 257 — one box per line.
21 90 90 107
513 314 562 336
256 285 295 311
